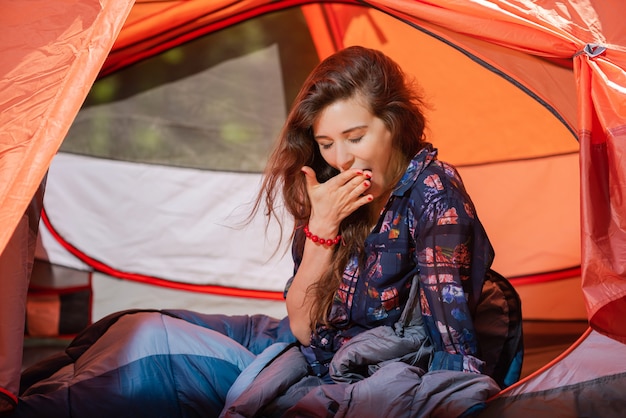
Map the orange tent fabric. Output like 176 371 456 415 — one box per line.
0 0 134 253
0 0 133 406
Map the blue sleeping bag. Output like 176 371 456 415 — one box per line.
16 309 295 418
16 270 522 417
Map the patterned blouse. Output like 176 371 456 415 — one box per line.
286 143 495 377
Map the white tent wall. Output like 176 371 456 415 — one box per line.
35 153 294 325
91 273 287 321
39 154 293 292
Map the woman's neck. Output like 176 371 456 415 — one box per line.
368 190 392 227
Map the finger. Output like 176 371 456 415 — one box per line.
351 193 375 210
335 171 371 198
354 177 372 196
333 168 368 186
300 166 319 190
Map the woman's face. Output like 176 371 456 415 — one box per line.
312 97 395 199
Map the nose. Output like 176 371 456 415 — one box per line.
334 142 354 172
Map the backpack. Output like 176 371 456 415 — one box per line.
473 269 524 388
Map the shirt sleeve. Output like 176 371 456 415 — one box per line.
413 190 486 374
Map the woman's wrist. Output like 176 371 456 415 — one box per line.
305 218 339 237
303 224 341 247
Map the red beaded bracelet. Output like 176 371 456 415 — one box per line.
303 224 341 246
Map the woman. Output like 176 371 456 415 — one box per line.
256 45 494 381
17 46 517 418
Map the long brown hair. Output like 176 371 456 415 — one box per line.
255 46 428 326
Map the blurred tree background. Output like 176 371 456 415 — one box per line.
61 7 320 172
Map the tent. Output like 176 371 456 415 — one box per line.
2 0 626 414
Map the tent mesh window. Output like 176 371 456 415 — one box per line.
61 7 320 172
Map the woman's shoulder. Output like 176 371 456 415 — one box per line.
409 158 468 202
423 157 464 183
401 157 479 226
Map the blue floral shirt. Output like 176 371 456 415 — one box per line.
286 144 494 376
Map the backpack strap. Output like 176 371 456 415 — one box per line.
473 269 524 388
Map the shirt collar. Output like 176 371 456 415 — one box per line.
392 143 438 196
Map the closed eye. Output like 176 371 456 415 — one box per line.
317 136 362 150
